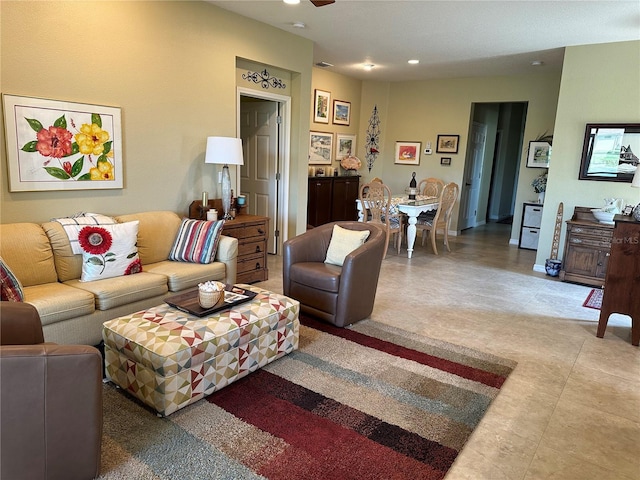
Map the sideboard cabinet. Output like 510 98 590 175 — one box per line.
307 176 360 227
559 206 613 287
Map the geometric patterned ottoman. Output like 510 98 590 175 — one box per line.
102 285 299 416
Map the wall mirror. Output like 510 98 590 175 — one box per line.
579 123 640 182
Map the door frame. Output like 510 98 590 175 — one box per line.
236 87 291 255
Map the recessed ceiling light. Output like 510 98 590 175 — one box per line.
292 21 306 28
363 63 375 71
283 0 300 4
408 59 419 64
531 60 544 66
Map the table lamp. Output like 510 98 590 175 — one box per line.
205 136 244 220
632 167 640 221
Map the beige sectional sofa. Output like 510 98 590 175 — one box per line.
0 211 238 346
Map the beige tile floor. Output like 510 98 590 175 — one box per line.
257 223 640 480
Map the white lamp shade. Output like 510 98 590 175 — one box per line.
205 137 244 166
632 167 640 188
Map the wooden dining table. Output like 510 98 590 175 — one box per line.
356 195 439 258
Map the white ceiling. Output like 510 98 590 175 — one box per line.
208 0 640 82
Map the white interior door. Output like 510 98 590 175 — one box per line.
240 99 278 253
459 122 486 230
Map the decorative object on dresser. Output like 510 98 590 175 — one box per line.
559 206 613 287
632 166 640 221
204 136 244 220
596 215 639 346
220 214 269 284
307 175 360 228
519 202 543 250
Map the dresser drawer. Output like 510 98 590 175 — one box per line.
568 225 613 240
225 223 267 240
237 252 266 275
238 239 267 257
568 235 611 249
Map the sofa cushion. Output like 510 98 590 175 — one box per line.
78 221 142 282
23 283 95 326
168 219 224 264
41 221 83 282
65 272 168 310
0 256 24 302
324 224 370 267
115 211 182 265
0 223 58 287
143 260 226 292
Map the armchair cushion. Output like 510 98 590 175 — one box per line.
324 224 370 266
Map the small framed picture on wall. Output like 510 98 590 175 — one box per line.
440 157 452 165
332 100 351 126
335 134 356 160
309 131 333 164
313 89 331 124
394 141 421 165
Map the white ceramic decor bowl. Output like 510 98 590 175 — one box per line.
591 209 615 224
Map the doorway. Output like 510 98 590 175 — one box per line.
459 102 527 230
237 88 291 255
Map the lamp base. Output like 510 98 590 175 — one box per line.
221 164 231 219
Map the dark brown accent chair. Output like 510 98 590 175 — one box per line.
0 302 103 480
283 222 386 327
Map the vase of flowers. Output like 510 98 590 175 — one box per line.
532 172 547 204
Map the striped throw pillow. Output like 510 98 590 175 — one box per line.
0 255 24 302
169 219 224 264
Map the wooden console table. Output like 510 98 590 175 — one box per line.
597 215 639 346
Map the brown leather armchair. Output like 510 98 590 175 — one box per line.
283 222 386 327
0 302 103 480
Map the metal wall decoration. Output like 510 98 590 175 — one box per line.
242 69 286 90
365 105 381 172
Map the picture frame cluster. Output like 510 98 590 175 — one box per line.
313 89 351 126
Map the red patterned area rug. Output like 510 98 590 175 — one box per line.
583 288 603 310
99 316 516 480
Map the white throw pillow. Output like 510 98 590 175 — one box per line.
79 221 142 282
324 224 370 267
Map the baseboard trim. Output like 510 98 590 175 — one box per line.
509 238 519 245
533 263 546 273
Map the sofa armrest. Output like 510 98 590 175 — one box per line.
0 344 103 480
215 234 238 285
0 302 45 345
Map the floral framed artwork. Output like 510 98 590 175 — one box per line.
309 131 333 164
2 94 123 192
394 141 421 165
335 133 356 160
332 100 351 126
436 134 459 154
313 89 331 124
527 141 551 168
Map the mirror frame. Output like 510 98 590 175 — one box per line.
579 123 640 182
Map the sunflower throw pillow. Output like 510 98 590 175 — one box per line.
78 221 142 282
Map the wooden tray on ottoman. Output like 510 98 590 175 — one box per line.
164 284 257 317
